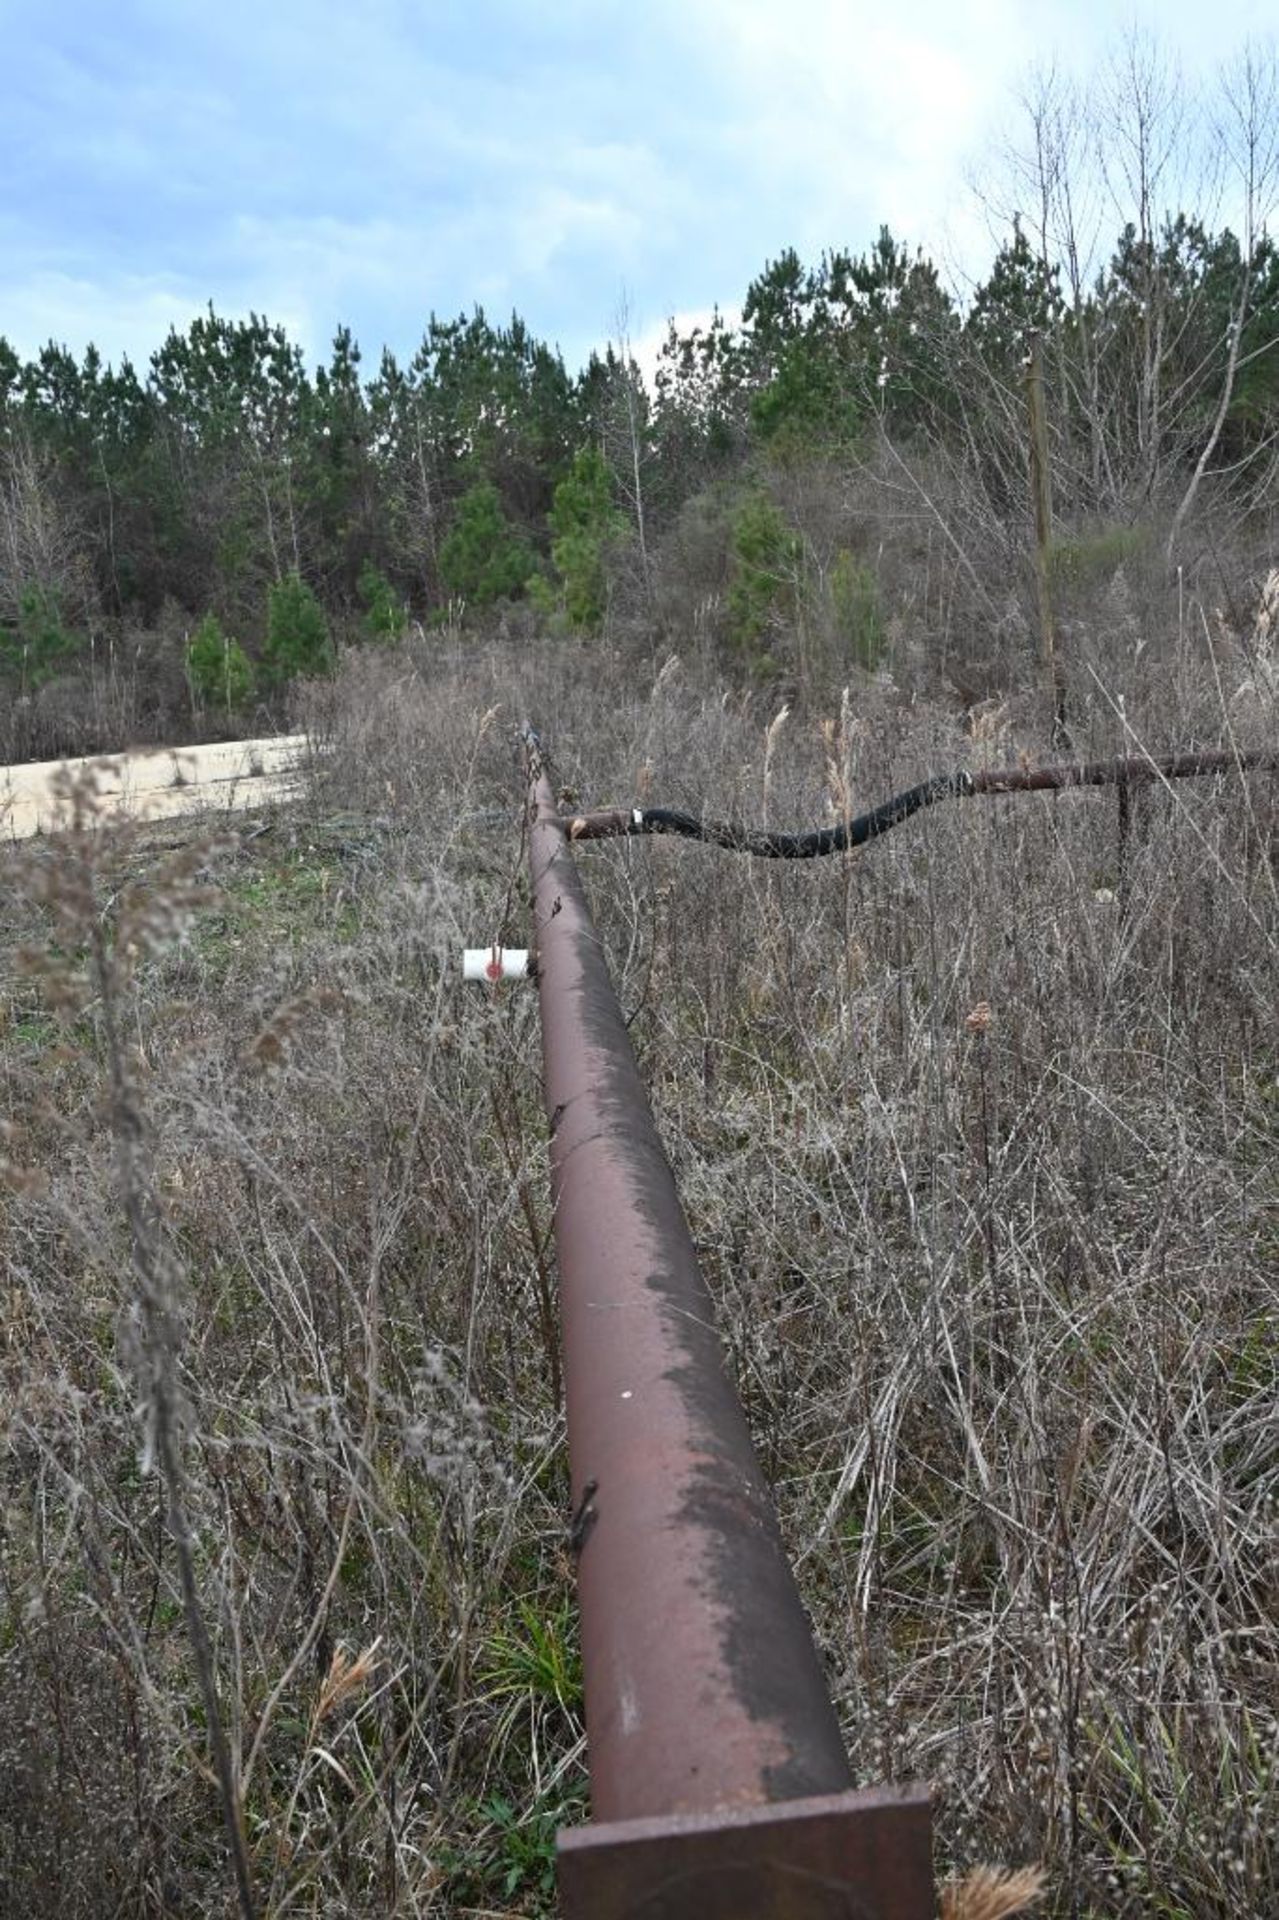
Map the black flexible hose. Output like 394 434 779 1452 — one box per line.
563 749 1276 859
634 772 975 858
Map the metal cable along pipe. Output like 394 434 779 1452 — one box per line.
524 729 931 1919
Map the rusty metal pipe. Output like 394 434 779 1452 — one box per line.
525 731 933 1915
527 737 854 1821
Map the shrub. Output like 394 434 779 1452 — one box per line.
0 584 82 692
829 549 885 670
356 560 407 641
726 493 802 656
186 613 254 713
1049 524 1148 596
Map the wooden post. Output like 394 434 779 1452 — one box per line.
1025 331 1069 747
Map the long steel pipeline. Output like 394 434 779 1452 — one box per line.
526 731 854 1820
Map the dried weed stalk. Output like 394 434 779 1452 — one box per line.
2 643 1274 1917
12 768 255 1918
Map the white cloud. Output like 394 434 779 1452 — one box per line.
627 305 743 393
0 271 212 368
664 0 1038 281
5 0 1273 378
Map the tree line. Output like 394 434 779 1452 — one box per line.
2 47 1276 712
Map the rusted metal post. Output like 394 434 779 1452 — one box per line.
524 732 932 1918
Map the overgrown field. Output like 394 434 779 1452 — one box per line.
1 637 1276 1918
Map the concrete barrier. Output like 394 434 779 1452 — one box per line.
0 735 311 841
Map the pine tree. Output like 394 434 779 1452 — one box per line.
0 585 81 693
187 612 254 712
261 572 331 688
537 448 624 633
438 482 534 605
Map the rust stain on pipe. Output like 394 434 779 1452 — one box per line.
526 737 854 1825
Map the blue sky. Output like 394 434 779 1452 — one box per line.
3 0 1274 380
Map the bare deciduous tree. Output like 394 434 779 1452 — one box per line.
0 427 93 626
1166 40 1279 561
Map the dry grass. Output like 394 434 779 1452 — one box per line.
1 630 1275 1916
941 1864 1048 1919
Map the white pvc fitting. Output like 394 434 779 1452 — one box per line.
462 947 530 982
